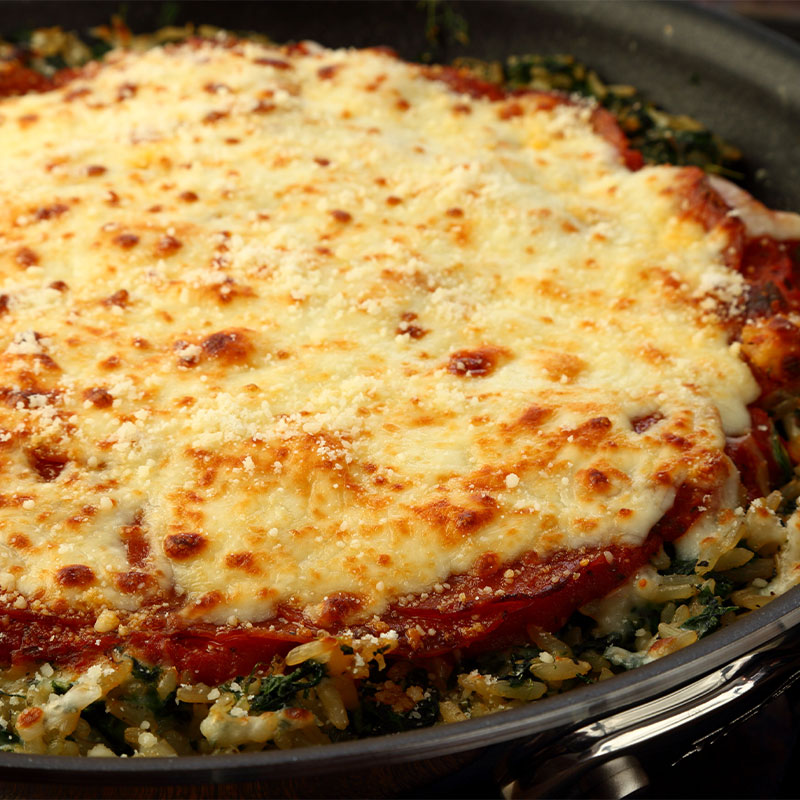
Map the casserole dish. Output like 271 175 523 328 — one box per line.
1 0 800 795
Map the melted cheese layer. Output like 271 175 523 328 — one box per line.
0 42 758 627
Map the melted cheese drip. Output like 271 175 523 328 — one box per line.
0 42 758 627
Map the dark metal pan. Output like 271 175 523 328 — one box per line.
1 2 800 796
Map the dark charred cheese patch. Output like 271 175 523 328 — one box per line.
447 347 509 377
26 447 68 482
56 564 95 588
631 412 664 433
164 532 207 560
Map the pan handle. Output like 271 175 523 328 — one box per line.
498 625 800 799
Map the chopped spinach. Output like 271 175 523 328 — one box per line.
131 659 160 684
463 645 540 685
681 587 738 638
771 428 794 484
348 668 440 737
50 679 71 696
247 660 326 713
666 557 699 576
80 701 133 756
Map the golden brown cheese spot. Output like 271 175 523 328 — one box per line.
252 100 276 114
117 83 138 101
575 464 631 501
0 296 9 316
330 209 352 223
318 65 340 80
569 416 613 447
27 447 68 482
156 234 182 255
535 351 586 382
415 494 498 540
14 246 39 268
33 203 68 221
518 405 555 429
113 232 140 249
83 387 113 408
56 564 95 588
447 347 508 377
445 207 464 218
8 533 30 549
85 164 107 176
201 329 254 365
498 102 524 120
99 355 120 370
49 280 68 292
225 551 259 574
396 311 427 339
204 82 232 94
663 432 692 451
102 289 129 308
164 532 207 560
254 58 292 70
191 590 223 612
179 190 199 203
18 113 39 128
203 110 229 124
